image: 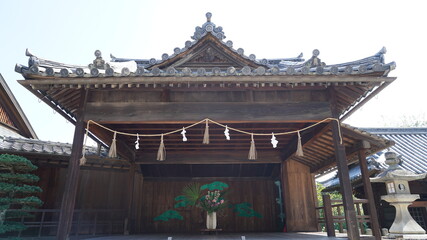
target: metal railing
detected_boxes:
[315,195,371,237]
[5,209,127,238]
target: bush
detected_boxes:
[0,154,43,236]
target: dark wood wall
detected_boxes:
[36,167,133,210]
[140,178,279,233]
[281,159,318,232]
[36,167,280,233]
[84,89,331,122]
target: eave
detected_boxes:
[17,75,396,121]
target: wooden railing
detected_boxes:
[5,209,127,238]
[316,195,372,237]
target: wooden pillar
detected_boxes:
[57,90,88,240]
[358,141,381,240]
[329,87,360,240]
[124,162,136,235]
[322,194,336,237]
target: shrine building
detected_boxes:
[14,12,396,240]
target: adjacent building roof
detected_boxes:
[321,128,427,191]
[366,128,427,174]
[0,73,37,139]
[0,135,129,170]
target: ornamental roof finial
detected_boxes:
[206,12,212,22]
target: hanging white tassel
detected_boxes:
[108,132,117,158]
[224,125,230,140]
[79,155,87,166]
[181,128,188,142]
[202,119,210,144]
[271,133,278,148]
[79,123,89,166]
[135,133,140,150]
[248,133,257,160]
[157,134,166,161]
[296,131,304,157]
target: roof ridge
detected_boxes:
[362,128,427,134]
[16,13,396,78]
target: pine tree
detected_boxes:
[0,154,43,236]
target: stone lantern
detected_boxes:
[370,152,427,239]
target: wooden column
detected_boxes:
[124,162,136,235]
[358,141,381,240]
[57,90,88,240]
[329,87,360,240]
[322,194,336,237]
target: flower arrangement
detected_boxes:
[199,190,226,213]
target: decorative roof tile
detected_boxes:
[16,13,395,79]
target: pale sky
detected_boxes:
[1,0,426,143]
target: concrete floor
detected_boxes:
[79,232,375,240]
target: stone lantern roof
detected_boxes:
[370,152,426,183]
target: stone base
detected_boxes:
[383,234,427,240]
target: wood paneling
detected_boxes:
[136,151,281,164]
[84,102,331,122]
[0,105,15,127]
[88,89,326,104]
[36,167,131,210]
[131,172,145,233]
[36,167,280,233]
[140,179,279,233]
[281,160,317,232]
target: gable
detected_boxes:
[151,33,264,70]
[0,74,37,139]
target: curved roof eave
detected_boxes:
[15,13,395,80]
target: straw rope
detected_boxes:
[82,117,343,156]
[85,118,342,141]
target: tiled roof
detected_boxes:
[365,128,427,174]
[320,160,381,191]
[320,128,427,191]
[15,13,395,79]
[0,136,130,169]
[0,135,100,157]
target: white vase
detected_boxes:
[206,212,217,229]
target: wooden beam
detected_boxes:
[340,127,388,148]
[85,102,331,122]
[281,122,331,161]
[341,81,393,121]
[21,85,108,149]
[358,142,381,240]
[329,87,360,240]
[57,89,88,240]
[135,150,281,164]
[312,145,358,173]
[88,125,134,161]
[18,76,396,86]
